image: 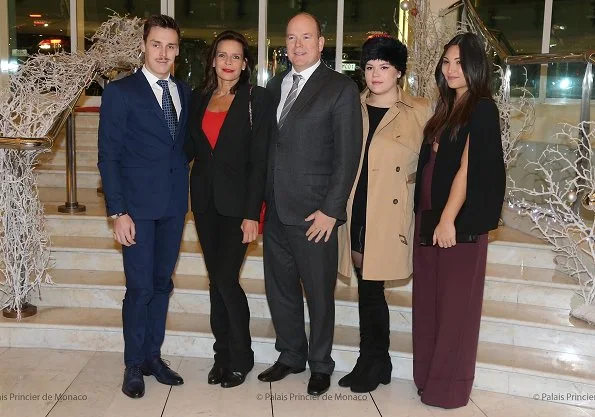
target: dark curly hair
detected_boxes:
[360,34,408,75]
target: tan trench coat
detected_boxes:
[337,87,431,281]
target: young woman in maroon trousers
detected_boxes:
[412,33,506,409]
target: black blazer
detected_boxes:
[265,64,363,226]
[184,83,275,220]
[413,98,506,234]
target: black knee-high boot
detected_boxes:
[351,270,392,392]
[338,268,392,391]
[338,267,365,388]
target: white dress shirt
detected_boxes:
[276,60,322,122]
[141,66,181,119]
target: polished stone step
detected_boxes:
[39,144,98,167]
[1,306,593,408]
[47,226,557,278]
[49,235,264,278]
[45,207,200,242]
[34,269,590,357]
[73,112,100,130]
[36,165,101,189]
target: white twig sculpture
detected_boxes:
[0,150,50,316]
[87,14,143,77]
[509,122,595,325]
[0,14,143,318]
[493,66,536,168]
[406,0,458,101]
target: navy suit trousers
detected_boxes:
[121,210,185,366]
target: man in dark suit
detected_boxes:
[98,15,190,399]
[258,12,362,396]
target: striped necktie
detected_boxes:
[156,79,178,139]
[278,74,303,129]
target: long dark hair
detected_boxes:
[423,32,492,143]
[202,30,254,95]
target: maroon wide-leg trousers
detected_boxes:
[412,232,488,409]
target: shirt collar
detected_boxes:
[289,60,321,82]
[141,65,172,86]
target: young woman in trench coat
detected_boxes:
[337,35,431,393]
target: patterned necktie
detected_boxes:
[156,79,178,139]
[278,74,303,129]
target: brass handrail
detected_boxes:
[0,88,84,151]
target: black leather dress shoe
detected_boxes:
[307,372,331,396]
[122,365,145,398]
[141,357,184,385]
[208,363,225,385]
[220,369,247,388]
[257,362,305,382]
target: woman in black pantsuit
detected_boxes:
[184,30,274,388]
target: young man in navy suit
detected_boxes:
[98,14,191,399]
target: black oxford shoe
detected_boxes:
[307,372,331,396]
[208,363,225,385]
[220,369,247,388]
[141,357,184,385]
[122,365,145,399]
[257,362,305,382]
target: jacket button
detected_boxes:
[396,166,400,172]
[393,199,398,204]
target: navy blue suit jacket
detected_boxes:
[98,70,191,220]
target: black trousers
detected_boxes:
[263,197,338,375]
[193,200,254,373]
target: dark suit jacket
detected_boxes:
[266,64,363,226]
[413,98,506,234]
[184,84,274,220]
[98,70,191,219]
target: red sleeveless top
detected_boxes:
[202,110,228,149]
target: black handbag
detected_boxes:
[419,209,479,246]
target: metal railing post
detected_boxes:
[58,113,86,213]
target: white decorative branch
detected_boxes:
[405,0,459,101]
[509,122,595,324]
[0,14,143,318]
[493,65,536,168]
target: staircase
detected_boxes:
[2,111,594,408]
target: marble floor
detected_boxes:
[0,348,594,417]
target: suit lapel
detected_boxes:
[279,64,329,131]
[213,84,248,152]
[172,76,187,143]
[135,71,178,144]
[135,71,168,126]
[270,70,287,109]
[192,90,212,147]
[375,106,400,135]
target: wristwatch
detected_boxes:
[109,212,127,219]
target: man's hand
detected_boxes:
[241,219,259,244]
[113,214,136,247]
[305,210,337,243]
[433,220,456,248]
